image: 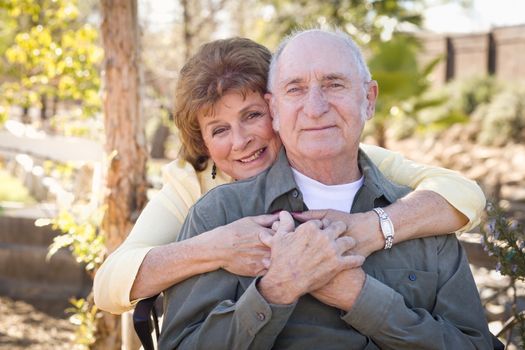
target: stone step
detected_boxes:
[0,243,90,287]
[0,276,90,304]
[0,214,58,247]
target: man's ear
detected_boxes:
[265,92,280,132]
[365,80,378,120]
[264,92,274,117]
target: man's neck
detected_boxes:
[287,151,361,185]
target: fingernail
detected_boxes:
[262,258,271,268]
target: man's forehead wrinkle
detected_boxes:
[275,31,356,90]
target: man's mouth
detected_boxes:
[302,124,337,132]
[239,148,266,163]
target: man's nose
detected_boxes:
[232,125,253,151]
[303,86,329,118]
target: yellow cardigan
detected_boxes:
[93,144,485,314]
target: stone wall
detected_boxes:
[418,24,525,86]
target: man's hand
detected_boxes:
[293,210,383,257]
[310,268,366,312]
[257,211,365,305]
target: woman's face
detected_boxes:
[198,90,281,180]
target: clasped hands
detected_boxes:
[257,211,366,311]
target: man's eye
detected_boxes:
[286,87,301,94]
[328,83,344,89]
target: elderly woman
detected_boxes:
[93,37,484,314]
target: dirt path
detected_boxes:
[0,296,75,349]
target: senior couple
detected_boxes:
[94,28,493,349]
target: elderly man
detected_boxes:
[158,29,492,349]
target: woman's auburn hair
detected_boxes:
[174,37,271,171]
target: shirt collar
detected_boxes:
[264,147,299,212]
[353,148,411,212]
[262,146,411,213]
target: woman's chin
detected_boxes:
[233,157,273,180]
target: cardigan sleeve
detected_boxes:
[361,143,485,232]
[93,159,216,314]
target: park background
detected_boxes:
[0,0,524,349]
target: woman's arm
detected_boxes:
[293,144,486,256]
[93,160,275,314]
[129,214,276,304]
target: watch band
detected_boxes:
[372,207,395,249]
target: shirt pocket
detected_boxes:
[375,268,438,310]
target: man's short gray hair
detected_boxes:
[267,27,372,93]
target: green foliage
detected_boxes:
[482,204,525,281]
[415,76,499,135]
[0,0,102,121]
[481,203,525,347]
[47,207,105,271]
[474,87,525,146]
[456,75,499,115]
[66,297,98,349]
[0,168,35,203]
[254,0,424,48]
[365,35,443,144]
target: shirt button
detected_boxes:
[292,190,299,198]
[408,273,417,281]
[257,312,266,321]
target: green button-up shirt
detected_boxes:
[159,148,492,350]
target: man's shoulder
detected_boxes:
[194,170,268,208]
[358,149,412,203]
[184,169,271,232]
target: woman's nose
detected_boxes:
[232,126,253,151]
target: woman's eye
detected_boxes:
[247,111,263,119]
[212,127,227,136]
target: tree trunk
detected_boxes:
[96,0,147,349]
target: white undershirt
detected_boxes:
[291,168,364,213]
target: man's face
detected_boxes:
[268,33,377,167]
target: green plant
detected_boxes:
[481,203,525,348]
[46,207,105,271]
[66,297,98,349]
[474,87,525,146]
[42,200,105,348]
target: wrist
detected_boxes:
[193,227,228,271]
[348,212,384,256]
[341,270,366,311]
[258,275,299,305]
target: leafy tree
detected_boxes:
[0,0,102,126]
[366,35,444,146]
[251,0,424,49]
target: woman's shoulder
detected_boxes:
[162,158,232,197]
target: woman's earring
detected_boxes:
[211,163,217,180]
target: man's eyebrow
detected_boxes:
[323,73,348,81]
[281,77,303,86]
[281,74,348,87]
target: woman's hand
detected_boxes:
[292,210,383,257]
[209,214,279,277]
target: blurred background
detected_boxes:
[0,0,523,349]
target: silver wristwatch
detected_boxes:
[372,207,395,249]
